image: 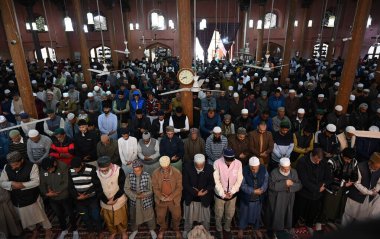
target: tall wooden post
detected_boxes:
[256,2,265,62]
[178,0,193,126]
[299,0,312,57]
[326,0,343,64]
[0,0,37,118]
[280,0,297,83]
[72,0,92,88]
[238,3,249,52]
[336,0,372,112]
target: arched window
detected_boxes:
[90,45,111,62]
[368,43,380,60]
[313,43,329,58]
[94,14,107,31]
[264,12,277,29]
[150,11,166,30]
[34,47,56,62]
[323,11,335,28]
[26,15,48,32]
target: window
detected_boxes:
[26,16,48,32]
[34,47,56,62]
[323,11,335,28]
[90,45,111,62]
[264,12,277,29]
[195,37,204,61]
[368,44,380,60]
[150,11,166,30]
[313,43,329,58]
[94,15,107,31]
[207,31,227,62]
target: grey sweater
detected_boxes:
[27,135,52,164]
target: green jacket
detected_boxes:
[39,161,69,201]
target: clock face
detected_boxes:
[178,69,194,85]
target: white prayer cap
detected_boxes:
[31,80,37,84]
[78,64,82,68]
[276,87,282,92]
[249,157,260,167]
[131,84,136,89]
[33,93,37,97]
[194,154,206,164]
[374,64,378,67]
[159,156,171,167]
[298,108,305,114]
[289,89,296,94]
[334,82,340,87]
[93,65,98,69]
[9,80,14,84]
[345,126,356,134]
[274,77,279,81]
[82,84,88,88]
[215,84,221,88]
[241,109,249,114]
[205,78,210,83]
[254,73,259,77]
[335,105,343,111]
[0,115,6,123]
[63,92,69,97]
[233,92,239,98]
[28,129,39,138]
[363,89,370,93]
[243,70,248,73]
[47,90,54,95]
[94,86,100,91]
[10,62,14,66]
[350,95,356,101]
[228,86,234,91]
[106,91,112,95]
[369,126,380,132]
[213,126,222,134]
[4,89,10,94]
[87,92,94,97]
[262,77,267,82]
[280,158,291,167]
[326,124,337,133]
[67,113,75,121]
[318,94,324,98]
[298,81,304,86]
[357,83,364,88]
[153,72,157,75]
[141,73,146,76]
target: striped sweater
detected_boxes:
[68,164,97,205]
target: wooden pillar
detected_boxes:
[238,3,248,52]
[280,0,297,83]
[178,0,193,126]
[72,0,92,88]
[0,0,37,118]
[107,8,119,69]
[256,3,265,62]
[326,0,343,64]
[299,1,311,57]
[336,0,372,112]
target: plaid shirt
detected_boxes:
[128,172,154,209]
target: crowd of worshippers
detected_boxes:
[0,56,380,239]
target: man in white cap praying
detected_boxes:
[337,126,356,151]
[350,103,369,130]
[327,105,349,133]
[152,156,183,239]
[238,157,268,239]
[182,154,214,238]
[316,123,339,159]
[268,157,301,238]
[285,89,300,120]
[27,129,52,164]
[83,92,102,124]
[229,92,244,119]
[205,126,228,165]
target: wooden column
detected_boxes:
[280,0,297,83]
[107,8,119,69]
[326,0,343,64]
[336,0,372,112]
[256,3,265,62]
[238,4,248,52]
[72,0,92,88]
[299,1,311,57]
[0,0,37,118]
[178,0,193,126]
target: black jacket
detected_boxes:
[296,154,332,200]
[74,130,99,162]
[151,118,168,139]
[130,116,151,140]
[183,162,215,207]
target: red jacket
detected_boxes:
[50,136,75,166]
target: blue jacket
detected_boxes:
[200,113,221,138]
[252,116,273,132]
[159,135,184,159]
[268,95,285,117]
[240,165,268,204]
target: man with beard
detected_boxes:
[98,102,118,140]
[118,128,138,175]
[291,125,314,163]
[130,109,151,140]
[272,107,292,132]
[183,128,205,163]
[8,129,28,160]
[137,131,160,175]
[74,119,99,166]
[205,126,228,166]
[323,148,358,223]
[182,154,215,238]
[228,127,251,166]
[0,151,53,239]
[97,134,120,166]
[151,110,169,139]
[268,157,302,239]
[292,108,307,133]
[316,124,339,160]
[221,114,235,136]
[95,156,128,239]
[43,109,65,137]
[57,92,77,119]
[27,129,52,165]
[285,89,300,120]
[152,156,183,239]
[200,108,222,139]
[201,91,217,113]
[216,91,230,118]
[235,109,253,132]
[213,148,243,239]
[249,121,274,166]
[159,126,184,171]
[252,110,273,132]
[327,105,348,134]
[169,106,190,139]
[238,157,268,239]
[124,160,157,239]
[83,92,102,125]
[337,126,356,151]
[112,90,130,123]
[270,121,294,172]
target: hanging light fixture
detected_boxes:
[64,17,74,31]
[87,12,94,25]
[249,19,254,28]
[83,24,89,33]
[26,22,31,30]
[129,23,134,30]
